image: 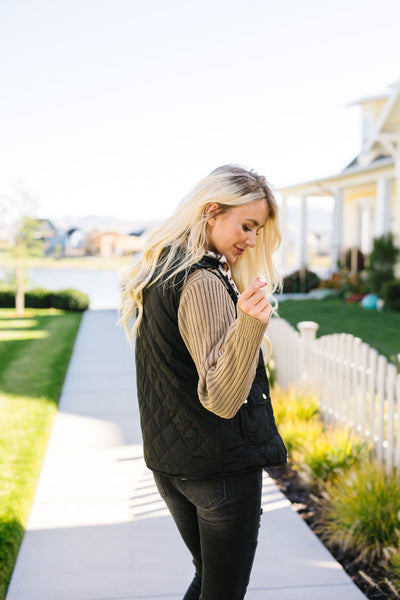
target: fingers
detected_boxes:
[238,278,272,323]
[239,277,267,301]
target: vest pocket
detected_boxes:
[239,397,272,447]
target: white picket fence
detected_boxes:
[268,317,400,472]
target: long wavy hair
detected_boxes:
[120,164,282,338]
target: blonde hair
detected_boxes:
[120,164,282,339]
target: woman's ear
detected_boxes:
[205,203,219,225]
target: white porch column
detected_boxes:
[296,196,307,270]
[394,130,400,277]
[331,188,344,271]
[375,177,392,237]
[279,194,288,272]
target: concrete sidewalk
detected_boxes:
[6,310,367,600]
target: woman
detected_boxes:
[121,164,287,600]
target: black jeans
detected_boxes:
[153,469,263,600]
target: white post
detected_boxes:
[297,320,319,393]
[331,188,343,272]
[375,177,392,237]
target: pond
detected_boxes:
[27,268,123,309]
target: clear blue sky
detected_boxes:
[1,0,400,223]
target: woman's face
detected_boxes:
[206,199,269,264]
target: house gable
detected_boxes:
[357,82,400,161]
[277,80,400,276]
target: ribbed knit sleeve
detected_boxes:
[177,269,268,419]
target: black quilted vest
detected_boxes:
[135,254,287,479]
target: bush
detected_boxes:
[25,288,52,308]
[49,289,89,311]
[272,389,322,455]
[279,419,324,455]
[336,272,371,300]
[381,279,400,312]
[0,290,15,308]
[298,428,367,488]
[273,388,320,425]
[283,269,320,293]
[367,233,400,295]
[318,461,400,563]
[0,287,89,311]
[342,247,365,272]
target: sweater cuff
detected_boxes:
[237,306,268,348]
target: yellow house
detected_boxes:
[278,80,400,276]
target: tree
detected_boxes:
[0,186,43,316]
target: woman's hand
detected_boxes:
[238,278,272,323]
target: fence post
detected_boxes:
[297,321,319,393]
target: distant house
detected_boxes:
[278,80,400,275]
[34,220,88,257]
[86,231,145,257]
[33,219,66,256]
[65,228,87,256]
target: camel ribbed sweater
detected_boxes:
[177,269,268,419]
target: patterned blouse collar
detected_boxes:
[204,251,240,298]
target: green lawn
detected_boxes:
[0,309,82,600]
[277,299,400,363]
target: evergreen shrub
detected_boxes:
[381,279,400,312]
[0,288,89,311]
[367,233,400,295]
[283,269,320,293]
[0,290,15,308]
[49,289,89,311]
[25,288,52,308]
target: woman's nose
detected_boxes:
[245,231,257,248]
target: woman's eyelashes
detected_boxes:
[242,224,261,236]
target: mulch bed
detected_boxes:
[265,464,399,600]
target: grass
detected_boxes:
[0,308,82,600]
[271,390,400,593]
[272,388,366,485]
[298,428,367,488]
[273,387,320,424]
[318,461,400,564]
[277,299,400,362]
[272,387,323,454]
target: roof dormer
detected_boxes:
[357,94,388,153]
[350,82,400,167]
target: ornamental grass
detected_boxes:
[297,427,368,489]
[317,461,400,564]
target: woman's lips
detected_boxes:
[234,246,244,255]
